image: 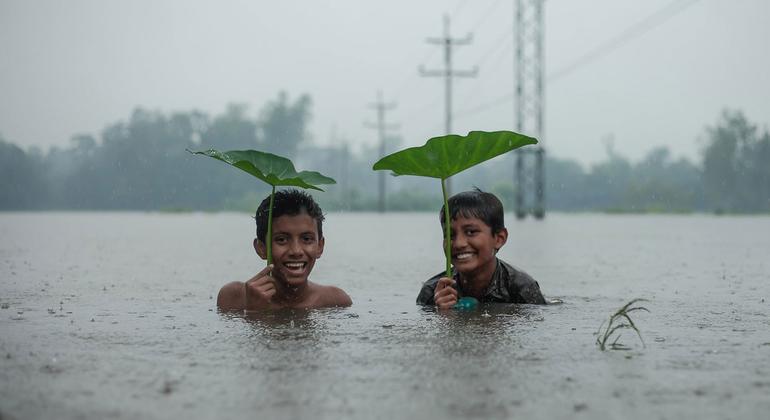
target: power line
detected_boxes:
[453,0,703,120]
[474,26,515,69]
[456,92,515,119]
[420,14,477,195]
[450,0,471,20]
[548,0,702,82]
[402,95,444,127]
[405,2,510,132]
[455,29,515,112]
[391,44,440,101]
[391,0,474,101]
[433,39,515,134]
[443,0,515,130]
[468,0,506,34]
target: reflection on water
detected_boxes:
[235,308,332,353]
[1,212,770,419]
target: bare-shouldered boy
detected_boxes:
[217,189,352,311]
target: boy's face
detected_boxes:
[446,215,507,277]
[255,212,324,287]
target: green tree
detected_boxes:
[200,104,256,151]
[258,92,312,158]
[702,110,770,212]
[625,147,702,211]
[0,137,47,209]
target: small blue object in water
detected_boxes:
[453,297,479,310]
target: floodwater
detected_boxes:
[1,212,769,419]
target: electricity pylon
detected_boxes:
[514,0,546,219]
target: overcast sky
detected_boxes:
[1,0,768,165]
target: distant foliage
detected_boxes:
[258,92,312,158]
[0,107,768,213]
[0,137,47,209]
[0,92,308,210]
[702,110,770,213]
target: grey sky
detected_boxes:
[1,0,768,165]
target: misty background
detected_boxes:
[1,0,769,213]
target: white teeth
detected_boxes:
[285,262,305,269]
[455,253,473,260]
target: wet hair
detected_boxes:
[439,188,505,234]
[255,189,325,243]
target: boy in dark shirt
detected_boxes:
[416,189,546,308]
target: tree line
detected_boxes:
[1,93,768,213]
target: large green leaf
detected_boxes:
[189,148,336,265]
[188,149,336,191]
[372,130,537,179]
[372,130,537,281]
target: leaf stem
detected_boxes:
[442,178,451,278]
[267,185,275,265]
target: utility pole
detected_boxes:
[329,125,348,210]
[341,140,351,211]
[366,91,397,212]
[420,14,477,196]
[514,0,546,219]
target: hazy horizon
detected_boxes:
[1,0,768,166]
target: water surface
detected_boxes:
[1,212,769,419]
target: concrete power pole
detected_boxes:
[420,14,477,196]
[366,91,397,212]
[341,140,351,210]
[514,0,546,219]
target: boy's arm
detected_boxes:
[217,265,277,311]
[320,285,352,307]
[518,281,546,304]
[512,271,546,304]
[433,277,458,309]
[217,281,246,311]
[416,274,452,306]
[416,279,437,305]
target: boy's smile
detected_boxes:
[255,213,324,287]
[447,215,507,283]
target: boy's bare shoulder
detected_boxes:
[217,281,245,311]
[310,282,352,308]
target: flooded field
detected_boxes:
[1,212,769,419]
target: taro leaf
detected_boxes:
[188,149,336,190]
[372,130,537,280]
[372,130,537,179]
[188,148,335,266]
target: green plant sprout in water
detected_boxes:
[596,298,650,351]
[188,149,335,265]
[372,130,537,309]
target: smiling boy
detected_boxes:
[416,189,546,308]
[217,189,352,311]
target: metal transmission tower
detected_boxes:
[420,14,477,196]
[514,0,546,219]
[366,91,398,212]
